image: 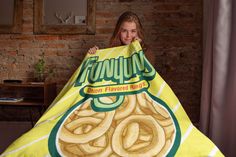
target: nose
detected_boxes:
[127,31,131,38]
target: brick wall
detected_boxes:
[0,0,202,123]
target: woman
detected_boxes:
[88,11,155,66]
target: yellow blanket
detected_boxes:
[1,41,224,157]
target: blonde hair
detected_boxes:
[109,11,145,47]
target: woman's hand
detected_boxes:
[88,46,99,54]
[133,36,142,43]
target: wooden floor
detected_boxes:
[0,121,32,154]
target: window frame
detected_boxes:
[34,0,96,35]
[0,0,23,34]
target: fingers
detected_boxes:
[88,46,99,54]
[133,36,142,43]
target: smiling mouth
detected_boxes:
[125,39,132,42]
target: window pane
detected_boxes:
[44,0,87,25]
[0,0,14,25]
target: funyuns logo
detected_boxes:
[74,50,156,112]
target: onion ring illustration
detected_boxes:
[59,97,115,144]
[114,94,136,120]
[112,115,165,156]
[55,92,179,156]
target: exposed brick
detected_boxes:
[96,28,114,34]
[0,41,19,49]
[56,50,72,56]
[44,49,58,56]
[154,4,181,11]
[35,35,60,41]
[22,26,33,33]
[0,0,202,123]
[43,43,66,49]
[19,42,41,49]
[7,51,18,56]
[10,35,35,40]
[0,35,11,40]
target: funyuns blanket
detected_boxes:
[1,41,224,157]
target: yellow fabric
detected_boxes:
[1,41,224,157]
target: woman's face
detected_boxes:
[120,21,138,45]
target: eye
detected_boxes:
[132,30,137,33]
[121,29,127,33]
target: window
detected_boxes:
[0,0,23,34]
[34,0,96,34]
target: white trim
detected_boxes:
[208,146,218,157]
[1,135,49,156]
[181,124,194,144]
[173,102,181,113]
[157,81,166,97]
